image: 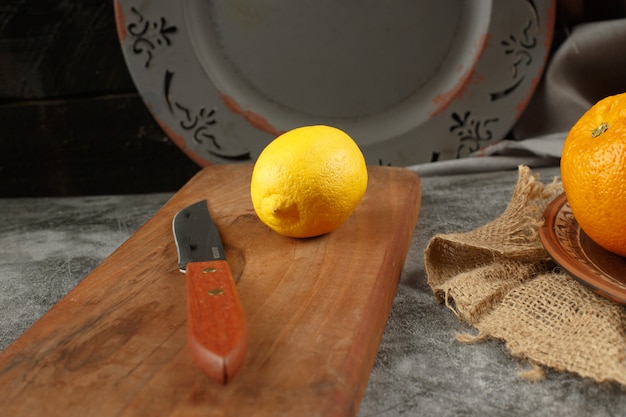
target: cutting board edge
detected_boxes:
[346,170,421,417]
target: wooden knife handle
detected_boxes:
[186,260,248,384]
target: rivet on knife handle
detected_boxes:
[172,200,248,383]
[186,259,248,383]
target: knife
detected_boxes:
[172,200,248,384]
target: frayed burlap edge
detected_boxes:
[424,165,626,385]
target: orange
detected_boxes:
[250,125,368,238]
[561,92,626,257]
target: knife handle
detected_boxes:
[186,260,248,384]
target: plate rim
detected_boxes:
[114,0,556,166]
[539,192,626,305]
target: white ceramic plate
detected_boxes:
[114,0,555,167]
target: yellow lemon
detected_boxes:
[250,125,368,238]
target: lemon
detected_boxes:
[250,125,368,238]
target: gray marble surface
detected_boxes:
[2,166,625,416]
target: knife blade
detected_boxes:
[172,200,248,383]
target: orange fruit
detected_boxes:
[250,125,368,238]
[560,92,626,257]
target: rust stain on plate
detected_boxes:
[221,94,282,137]
[430,33,490,118]
[514,2,556,121]
[113,0,126,42]
[543,3,557,52]
[148,103,213,168]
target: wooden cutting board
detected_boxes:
[0,164,421,417]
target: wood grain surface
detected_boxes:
[0,164,421,417]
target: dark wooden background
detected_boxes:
[1,0,624,197]
[0,1,200,197]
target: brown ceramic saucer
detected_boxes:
[539,193,626,305]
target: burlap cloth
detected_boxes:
[424,165,626,386]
